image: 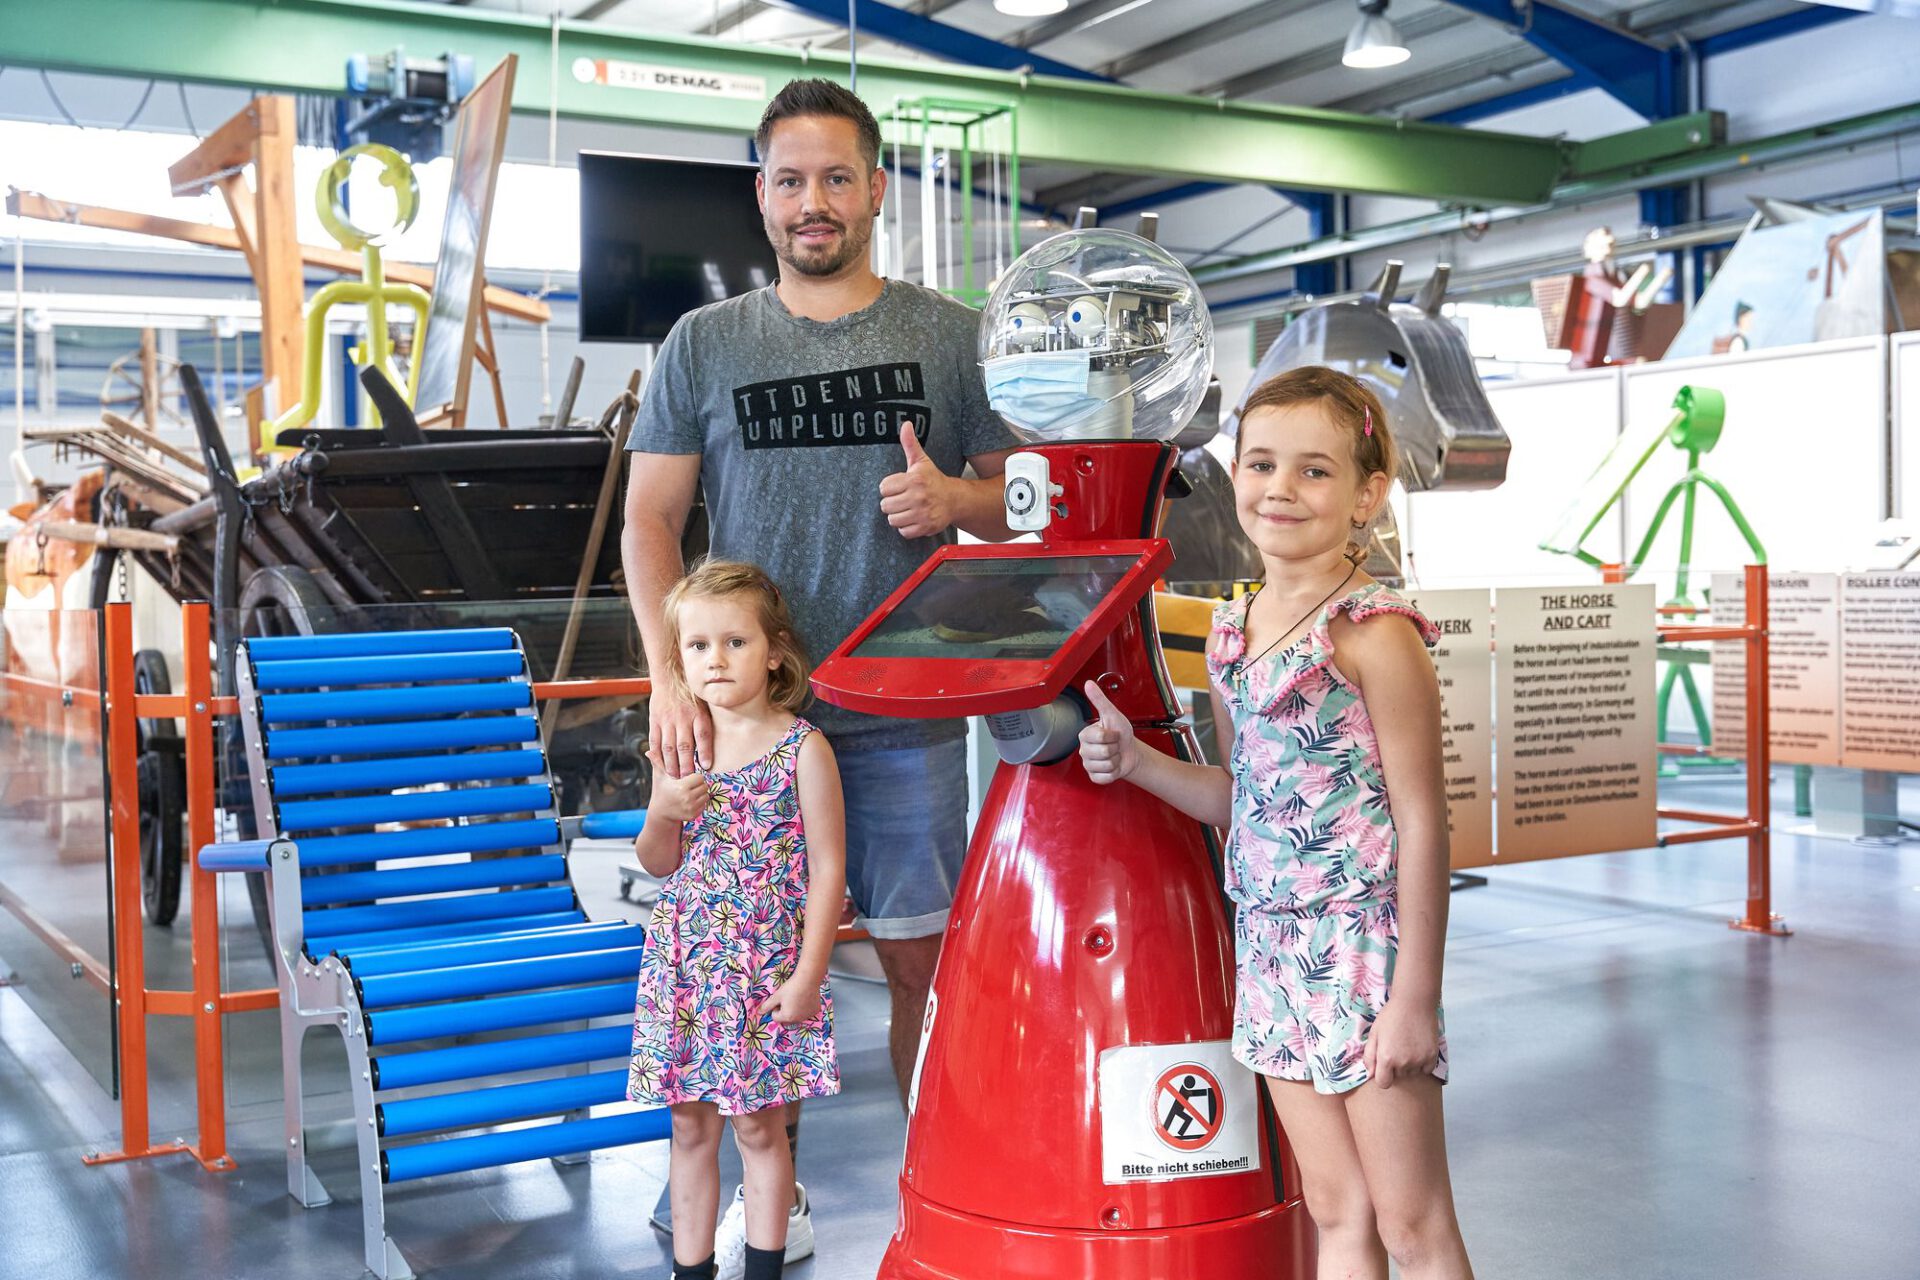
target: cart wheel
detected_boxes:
[237,565,343,956]
[138,749,186,926]
[238,564,341,640]
[133,650,185,926]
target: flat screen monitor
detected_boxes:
[813,541,1171,718]
[577,151,776,343]
[850,555,1141,662]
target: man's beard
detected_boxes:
[769,211,873,278]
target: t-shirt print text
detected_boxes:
[733,362,932,450]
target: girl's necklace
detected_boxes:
[1241,563,1358,669]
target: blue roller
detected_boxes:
[260,683,530,725]
[356,945,645,1009]
[266,716,537,761]
[252,649,526,690]
[304,885,575,941]
[377,1068,631,1138]
[381,1107,671,1184]
[367,981,635,1045]
[246,628,518,661]
[302,854,566,908]
[272,749,546,798]
[373,1024,631,1091]
[297,818,559,870]
[197,839,278,873]
[580,809,647,839]
[307,910,585,958]
[345,922,641,977]
[278,783,553,834]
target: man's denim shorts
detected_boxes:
[838,736,970,940]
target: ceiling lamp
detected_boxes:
[995,0,1069,15]
[1342,0,1411,69]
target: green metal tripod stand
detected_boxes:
[1542,384,1767,765]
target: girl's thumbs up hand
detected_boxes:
[1078,680,1139,785]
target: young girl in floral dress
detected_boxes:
[629,560,844,1280]
[1079,367,1474,1279]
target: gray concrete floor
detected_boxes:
[2,770,1918,1279]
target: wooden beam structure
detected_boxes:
[5,191,549,324]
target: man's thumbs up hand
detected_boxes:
[879,423,952,539]
[899,421,930,468]
[1079,680,1140,785]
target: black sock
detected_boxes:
[743,1243,784,1280]
[672,1253,716,1280]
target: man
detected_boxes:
[620,77,1018,1276]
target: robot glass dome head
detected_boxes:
[979,228,1213,443]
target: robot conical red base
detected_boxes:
[879,728,1315,1280]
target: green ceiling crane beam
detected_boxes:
[0,0,1576,205]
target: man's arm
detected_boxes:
[621,452,709,777]
[953,447,1018,542]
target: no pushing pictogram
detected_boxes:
[1153,1062,1223,1152]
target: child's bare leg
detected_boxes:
[1344,1074,1473,1280]
[669,1102,725,1265]
[1264,1076,1389,1280]
[731,1104,795,1251]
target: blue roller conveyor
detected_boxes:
[305,910,587,959]
[366,982,636,1045]
[301,854,566,908]
[265,715,537,761]
[278,783,553,833]
[246,628,519,661]
[252,649,525,690]
[296,818,559,870]
[355,945,645,1009]
[381,1108,670,1183]
[303,885,576,940]
[376,1068,632,1138]
[344,921,641,976]
[260,683,531,724]
[271,749,546,797]
[372,1024,631,1090]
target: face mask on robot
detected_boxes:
[979,231,1212,445]
[983,296,1123,432]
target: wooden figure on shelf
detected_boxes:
[1569,227,1675,368]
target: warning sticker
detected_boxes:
[1154,1063,1225,1151]
[1100,1041,1259,1184]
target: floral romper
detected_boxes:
[1207,582,1449,1095]
[628,718,840,1115]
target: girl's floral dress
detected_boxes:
[628,717,840,1114]
[1207,582,1449,1095]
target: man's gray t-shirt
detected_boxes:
[629,280,1017,752]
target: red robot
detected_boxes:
[812,230,1314,1279]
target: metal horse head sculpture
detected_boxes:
[1226,261,1511,493]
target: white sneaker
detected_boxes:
[714,1182,815,1279]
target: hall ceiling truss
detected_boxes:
[0,0,1725,206]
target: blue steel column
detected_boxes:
[1294,193,1337,297]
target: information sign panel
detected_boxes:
[1494,584,1658,861]
[1838,573,1920,771]
[1709,573,1841,766]
[1405,589,1494,869]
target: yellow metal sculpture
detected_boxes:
[263,143,430,448]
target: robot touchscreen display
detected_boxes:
[850,556,1136,660]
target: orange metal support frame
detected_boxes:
[1642,565,1789,936]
